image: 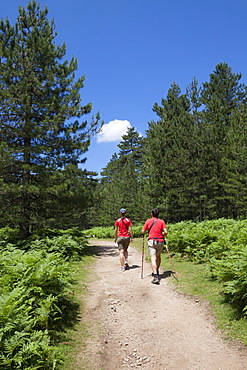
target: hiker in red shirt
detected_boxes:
[114,208,133,271]
[142,208,168,284]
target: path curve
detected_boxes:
[76,240,247,369]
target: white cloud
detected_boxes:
[96,119,131,143]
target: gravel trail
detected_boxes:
[75,240,247,369]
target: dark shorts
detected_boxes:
[117,237,130,250]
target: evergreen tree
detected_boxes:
[0,1,101,237]
[44,165,98,230]
[143,82,196,222]
[97,153,123,226]
[186,77,208,220]
[93,127,145,226]
[117,127,145,221]
[200,63,246,218]
[223,100,247,218]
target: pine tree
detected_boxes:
[44,165,99,230]
[200,63,246,218]
[96,153,123,226]
[92,127,145,226]
[117,127,145,221]
[143,82,196,222]
[223,101,247,218]
[0,1,101,237]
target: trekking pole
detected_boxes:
[165,244,179,281]
[141,235,145,279]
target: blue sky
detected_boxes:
[1,0,247,175]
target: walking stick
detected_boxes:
[141,235,145,279]
[165,244,179,281]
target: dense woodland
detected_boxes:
[1,1,247,238]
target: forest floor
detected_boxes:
[74,240,247,369]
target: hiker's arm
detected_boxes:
[114,226,118,242]
[141,221,147,236]
[162,228,168,238]
[129,226,133,239]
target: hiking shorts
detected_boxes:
[148,239,164,256]
[117,237,130,250]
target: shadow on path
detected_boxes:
[127,264,139,270]
[89,243,119,257]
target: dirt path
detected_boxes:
[76,240,247,369]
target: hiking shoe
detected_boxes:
[121,266,125,272]
[151,275,160,284]
[125,262,129,269]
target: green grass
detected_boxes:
[132,238,247,346]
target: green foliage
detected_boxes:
[0,227,19,246]
[210,246,247,314]
[83,226,114,239]
[164,218,247,316]
[0,225,95,369]
[166,219,236,260]
[30,235,85,260]
[28,235,87,261]
[0,329,59,369]
[0,227,88,261]
[0,247,74,368]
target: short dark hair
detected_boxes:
[151,208,159,217]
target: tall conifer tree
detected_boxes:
[143,82,195,222]
[0,1,101,237]
[93,127,145,226]
[200,63,246,218]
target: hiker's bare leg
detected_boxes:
[151,254,158,274]
[156,254,161,270]
[119,249,125,267]
[124,249,128,262]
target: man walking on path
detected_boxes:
[142,208,168,284]
[114,208,133,271]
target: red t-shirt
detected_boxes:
[142,217,167,242]
[115,217,132,237]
